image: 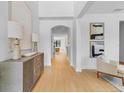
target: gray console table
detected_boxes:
[0,53,44,92]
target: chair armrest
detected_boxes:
[97,58,117,75]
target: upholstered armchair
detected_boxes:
[97,57,124,86]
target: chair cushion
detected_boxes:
[110,60,118,66]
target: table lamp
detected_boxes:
[8,21,22,59]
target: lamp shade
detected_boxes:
[32,33,38,42]
[8,21,22,39]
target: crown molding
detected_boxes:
[78,1,95,18]
[39,17,73,20]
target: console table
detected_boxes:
[0,53,44,92]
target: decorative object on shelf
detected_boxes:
[32,33,38,52]
[90,23,104,40]
[8,21,22,60]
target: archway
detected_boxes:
[51,25,71,63]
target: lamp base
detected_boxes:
[12,39,21,60]
[32,42,38,52]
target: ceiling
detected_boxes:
[39,1,73,17]
[38,1,124,18]
[86,1,124,14]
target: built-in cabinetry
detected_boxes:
[33,53,44,83]
[0,53,44,92]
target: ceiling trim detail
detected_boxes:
[78,1,95,18]
[39,17,73,20]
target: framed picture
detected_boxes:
[90,23,104,40]
[90,41,104,58]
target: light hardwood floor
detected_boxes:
[32,53,119,92]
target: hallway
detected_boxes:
[32,53,118,92]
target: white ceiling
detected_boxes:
[86,1,124,14]
[38,1,124,17]
[39,1,73,17]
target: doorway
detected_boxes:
[51,25,71,63]
[53,35,67,54]
[119,21,124,63]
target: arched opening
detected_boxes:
[51,25,71,64]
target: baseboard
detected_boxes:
[44,63,51,66]
[82,67,96,70]
[76,67,82,72]
[70,62,74,67]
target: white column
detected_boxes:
[0,2,9,61]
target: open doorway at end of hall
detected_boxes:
[51,25,71,63]
[53,35,68,55]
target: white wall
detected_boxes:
[26,2,39,33]
[0,2,9,61]
[39,20,73,66]
[11,2,32,51]
[39,1,73,17]
[26,1,40,51]
[77,13,124,70]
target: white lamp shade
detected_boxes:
[8,21,22,39]
[32,33,38,42]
